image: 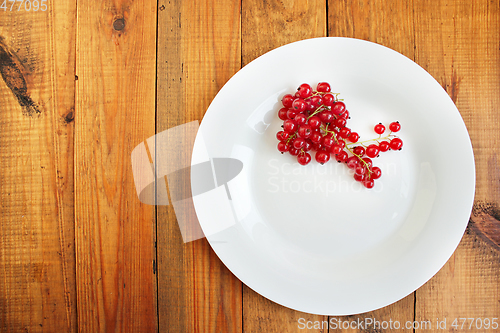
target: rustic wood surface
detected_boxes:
[1,0,499,332]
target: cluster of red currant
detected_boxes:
[276,82,403,189]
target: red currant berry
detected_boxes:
[312,142,323,151]
[346,156,359,169]
[366,144,380,158]
[348,132,360,143]
[305,99,315,111]
[308,116,321,129]
[310,131,322,144]
[292,98,306,112]
[298,124,312,138]
[297,152,312,165]
[289,148,300,156]
[363,179,375,188]
[337,140,346,149]
[336,150,348,162]
[339,127,351,139]
[294,113,307,125]
[297,83,313,99]
[286,108,298,119]
[378,141,390,152]
[317,82,331,93]
[355,165,366,176]
[282,94,295,108]
[371,166,382,179]
[303,139,313,151]
[374,123,385,135]
[321,135,335,148]
[389,137,403,150]
[389,121,401,132]
[277,141,289,153]
[340,110,349,119]
[292,137,305,149]
[334,117,347,128]
[331,101,346,115]
[353,173,366,182]
[315,150,330,164]
[327,123,339,132]
[283,119,297,133]
[330,144,342,155]
[276,131,289,141]
[322,93,335,106]
[278,108,288,120]
[319,111,334,123]
[362,157,373,168]
[310,95,323,108]
[353,146,365,157]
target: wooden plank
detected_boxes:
[413,0,500,327]
[0,2,77,332]
[328,0,415,58]
[241,1,327,332]
[156,0,242,332]
[416,230,500,332]
[330,295,414,333]
[327,0,416,330]
[242,0,327,65]
[74,1,157,332]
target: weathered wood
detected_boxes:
[470,202,500,251]
[0,0,498,331]
[75,1,157,331]
[416,229,500,332]
[242,0,327,65]
[414,0,500,327]
[0,2,77,332]
[333,295,415,333]
[328,0,415,58]
[156,0,242,332]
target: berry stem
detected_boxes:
[345,145,373,176]
[346,132,397,147]
[307,105,328,119]
[285,131,298,145]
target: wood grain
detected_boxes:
[241,1,327,332]
[156,0,242,332]
[413,0,500,327]
[332,295,415,333]
[328,0,415,58]
[0,0,498,331]
[75,1,157,332]
[242,0,327,65]
[416,228,500,332]
[0,2,77,332]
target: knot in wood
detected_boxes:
[113,18,126,31]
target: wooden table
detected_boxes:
[0,0,499,332]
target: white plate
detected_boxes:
[191,37,475,315]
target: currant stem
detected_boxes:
[307,105,328,119]
[304,91,341,100]
[346,132,397,147]
[285,131,298,145]
[345,146,373,176]
[319,125,338,142]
